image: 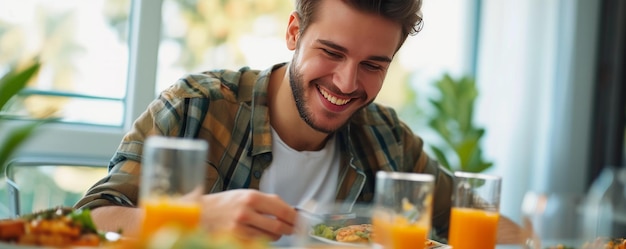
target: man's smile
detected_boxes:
[318,86,351,106]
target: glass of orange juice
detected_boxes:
[139,136,208,239]
[448,172,502,249]
[372,171,434,249]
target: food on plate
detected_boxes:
[546,238,625,249]
[0,219,25,241]
[0,207,104,247]
[582,237,626,249]
[313,223,372,243]
[312,223,440,247]
[335,224,372,243]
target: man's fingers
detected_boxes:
[197,190,297,242]
[251,194,298,227]
[237,208,294,237]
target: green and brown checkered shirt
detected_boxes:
[74,63,453,234]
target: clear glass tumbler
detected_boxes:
[138,136,208,239]
[448,172,501,249]
[372,171,435,249]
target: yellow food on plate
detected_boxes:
[335,224,372,243]
[582,237,626,249]
[312,222,445,248]
[544,238,626,249]
[0,207,103,247]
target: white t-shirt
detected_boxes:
[260,128,340,247]
[259,127,339,207]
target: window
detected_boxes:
[156,0,296,94]
[0,0,130,126]
[0,0,476,217]
[0,0,474,158]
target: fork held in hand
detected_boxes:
[294,207,357,221]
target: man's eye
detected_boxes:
[362,63,383,71]
[322,49,341,58]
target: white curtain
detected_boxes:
[474,0,600,221]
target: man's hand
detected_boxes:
[199,189,297,241]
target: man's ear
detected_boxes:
[286,11,300,51]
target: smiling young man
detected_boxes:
[75,0,521,245]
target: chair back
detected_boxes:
[3,156,108,218]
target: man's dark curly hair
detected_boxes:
[295,0,423,50]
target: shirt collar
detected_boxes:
[249,62,288,156]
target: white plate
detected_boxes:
[309,232,451,249]
[308,231,369,247]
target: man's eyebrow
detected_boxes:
[317,39,392,63]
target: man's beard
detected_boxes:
[289,61,337,134]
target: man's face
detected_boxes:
[286,0,402,133]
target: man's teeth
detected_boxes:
[319,88,350,106]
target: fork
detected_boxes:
[294,207,356,221]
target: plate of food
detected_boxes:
[543,237,626,249]
[0,207,120,248]
[309,223,450,249]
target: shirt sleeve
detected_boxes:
[74,86,188,210]
[73,159,140,210]
[73,71,229,211]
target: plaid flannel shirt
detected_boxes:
[74,63,453,234]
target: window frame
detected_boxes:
[588,0,626,185]
[2,0,163,161]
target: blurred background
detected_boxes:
[0,0,623,226]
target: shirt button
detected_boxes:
[253,171,262,178]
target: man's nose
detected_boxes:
[333,62,359,93]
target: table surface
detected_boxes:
[274,244,523,249]
[275,247,521,249]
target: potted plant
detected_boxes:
[427,73,493,173]
[0,59,43,175]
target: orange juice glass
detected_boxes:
[375,215,429,249]
[373,171,434,249]
[448,172,502,249]
[371,215,392,246]
[139,136,208,238]
[448,207,499,249]
[140,198,202,238]
[389,223,428,249]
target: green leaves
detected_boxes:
[0,59,43,176]
[0,61,40,111]
[0,120,44,173]
[427,73,492,173]
[68,209,99,234]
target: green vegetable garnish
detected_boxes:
[68,209,99,234]
[313,223,336,240]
